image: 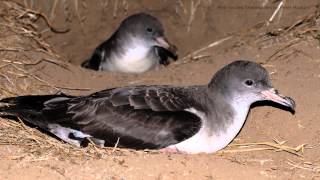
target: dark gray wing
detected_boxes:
[62,86,201,149]
[107,86,191,111]
[0,86,202,149]
[81,33,118,70]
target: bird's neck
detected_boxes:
[200,90,251,152]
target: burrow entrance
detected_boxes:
[15,0,317,66]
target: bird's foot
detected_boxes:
[160,146,188,154]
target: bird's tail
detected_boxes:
[1,95,60,110]
[0,94,72,128]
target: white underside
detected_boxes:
[46,95,256,153]
[167,99,251,154]
[48,124,91,147]
[103,39,157,73]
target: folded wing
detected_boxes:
[0,86,201,149]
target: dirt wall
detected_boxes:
[14,0,319,65]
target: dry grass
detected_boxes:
[0,117,133,161]
[287,160,320,174]
[0,0,319,163]
[0,0,106,160]
[0,0,134,159]
[175,3,320,66]
[219,139,306,157]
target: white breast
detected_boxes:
[167,108,214,154]
[211,100,250,152]
[167,100,251,154]
[106,39,157,73]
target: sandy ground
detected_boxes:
[0,1,320,179]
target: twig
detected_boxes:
[0,61,79,94]
[17,117,41,144]
[1,118,70,150]
[298,27,320,35]
[0,87,17,96]
[187,0,201,32]
[284,18,305,33]
[265,39,301,63]
[0,64,11,69]
[0,47,27,52]
[86,138,108,158]
[268,0,285,25]
[113,0,119,18]
[287,160,320,173]
[186,36,233,59]
[74,0,86,35]
[2,59,26,65]
[6,70,28,77]
[8,63,60,91]
[175,36,233,65]
[112,137,120,153]
[24,58,73,72]
[2,59,85,92]
[228,141,306,156]
[0,72,14,86]
[49,0,58,20]
[87,138,101,151]
[18,10,70,33]
[218,147,275,154]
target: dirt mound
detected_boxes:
[0,1,320,179]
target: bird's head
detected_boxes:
[208,60,295,112]
[117,13,177,59]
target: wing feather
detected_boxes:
[1,85,203,149]
[107,86,193,111]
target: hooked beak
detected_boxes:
[260,88,296,112]
[155,36,178,60]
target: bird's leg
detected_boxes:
[160,146,188,154]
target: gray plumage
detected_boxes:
[81,13,177,73]
[0,60,295,153]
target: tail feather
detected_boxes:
[0,95,89,147]
[0,95,73,125]
[0,95,74,111]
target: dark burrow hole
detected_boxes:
[21,0,312,68]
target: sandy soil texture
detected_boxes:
[0,1,320,179]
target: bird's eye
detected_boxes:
[244,79,254,86]
[146,27,153,32]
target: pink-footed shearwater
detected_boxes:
[81,13,177,73]
[0,61,295,154]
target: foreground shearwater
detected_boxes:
[0,61,295,154]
